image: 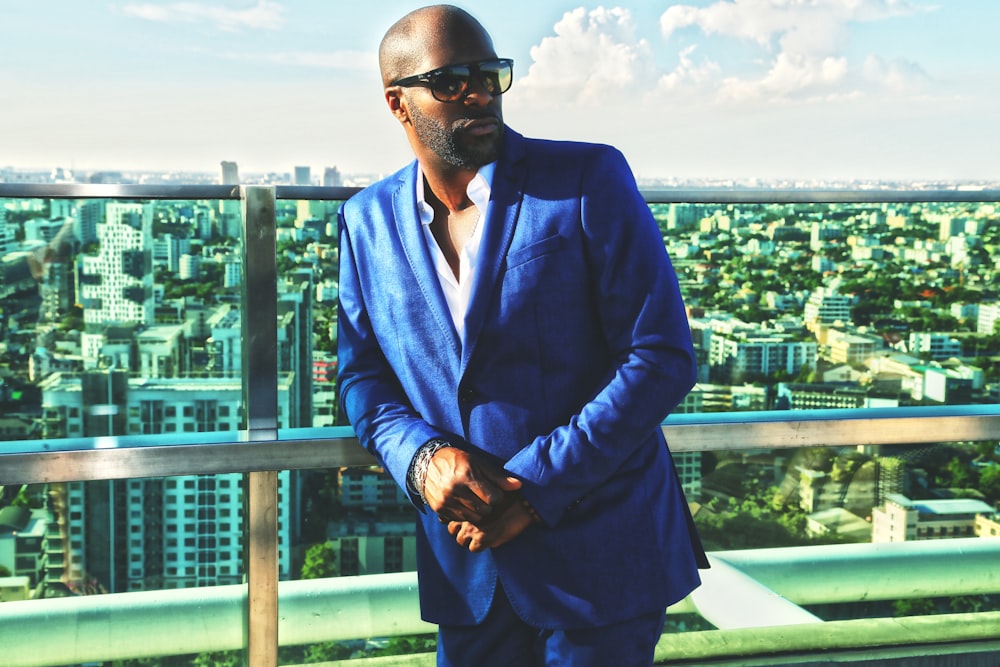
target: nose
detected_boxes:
[462,75,494,106]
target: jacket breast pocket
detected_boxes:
[505,233,565,270]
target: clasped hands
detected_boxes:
[422,447,536,553]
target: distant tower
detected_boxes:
[294,166,311,186]
[77,200,103,245]
[220,161,239,185]
[295,166,315,223]
[875,456,906,506]
[278,269,315,429]
[219,161,241,239]
[0,205,9,256]
[322,166,342,187]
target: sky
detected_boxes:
[1,0,998,183]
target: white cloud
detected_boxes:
[862,55,931,93]
[513,2,931,113]
[514,7,655,106]
[121,0,286,32]
[659,45,721,92]
[717,52,850,103]
[661,0,916,52]
[658,0,926,103]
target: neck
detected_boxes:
[422,162,477,213]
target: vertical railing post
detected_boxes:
[241,186,279,667]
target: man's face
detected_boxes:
[408,96,503,170]
[399,23,505,170]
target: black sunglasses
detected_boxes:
[390,58,514,103]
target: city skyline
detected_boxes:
[2,1,999,183]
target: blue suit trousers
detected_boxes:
[437,585,667,666]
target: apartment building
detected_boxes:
[709,332,817,383]
[872,493,995,543]
[39,372,294,591]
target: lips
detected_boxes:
[461,116,500,136]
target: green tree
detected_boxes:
[193,650,243,667]
[302,641,353,662]
[893,598,936,617]
[942,456,978,489]
[950,596,985,613]
[12,485,30,508]
[979,464,1000,502]
[371,634,437,657]
[301,542,338,580]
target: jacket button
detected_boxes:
[459,387,476,404]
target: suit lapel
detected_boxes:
[392,163,462,357]
[461,129,528,374]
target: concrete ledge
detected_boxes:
[655,612,1000,665]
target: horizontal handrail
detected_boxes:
[3,182,999,203]
[1,539,997,667]
[1,406,999,485]
[655,612,1000,666]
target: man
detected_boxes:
[337,5,707,665]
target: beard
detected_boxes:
[409,103,503,170]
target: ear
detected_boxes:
[385,89,410,124]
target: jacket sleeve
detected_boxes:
[503,146,696,525]
[336,207,445,506]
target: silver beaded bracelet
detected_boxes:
[408,439,454,506]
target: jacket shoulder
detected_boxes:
[509,132,630,178]
[341,163,413,218]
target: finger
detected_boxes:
[455,523,480,550]
[465,477,505,507]
[477,465,522,494]
[438,494,490,523]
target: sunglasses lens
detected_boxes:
[479,61,512,95]
[424,60,513,102]
[431,66,472,102]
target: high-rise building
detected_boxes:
[294,166,311,186]
[76,200,103,245]
[152,234,191,273]
[206,305,241,374]
[294,166,323,223]
[219,161,239,186]
[278,269,315,429]
[78,202,155,365]
[322,167,342,187]
[0,205,10,256]
[40,371,294,591]
[218,161,241,238]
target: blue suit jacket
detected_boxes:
[338,128,705,629]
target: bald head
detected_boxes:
[379,5,495,87]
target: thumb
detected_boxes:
[480,464,522,491]
[498,474,522,491]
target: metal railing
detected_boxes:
[2,538,999,667]
[1,182,999,666]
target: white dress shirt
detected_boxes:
[416,163,495,343]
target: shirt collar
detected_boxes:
[416,162,495,226]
